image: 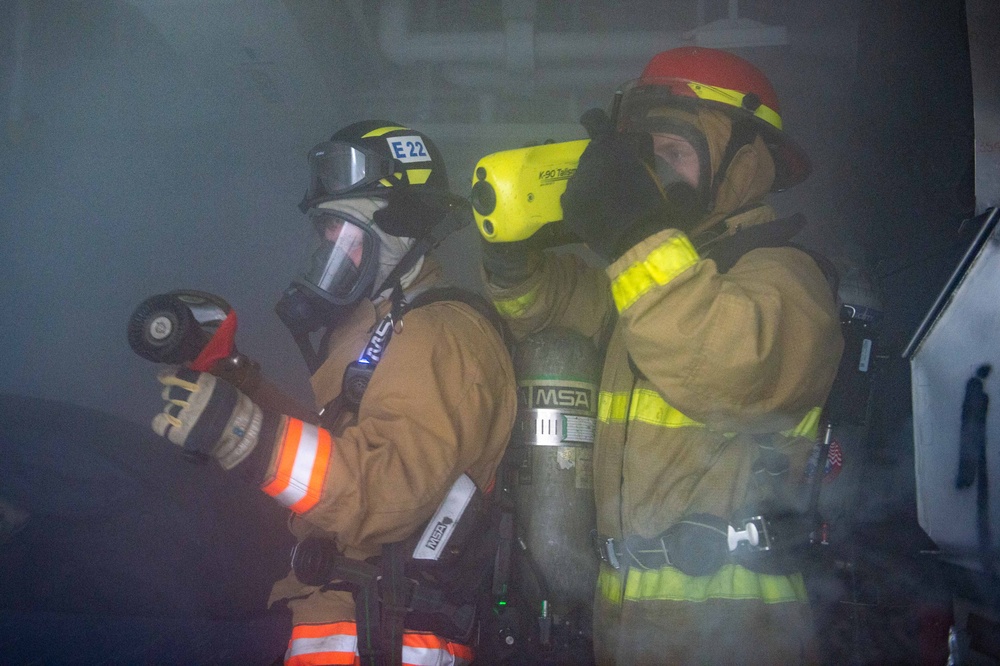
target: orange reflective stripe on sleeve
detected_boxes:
[261,418,332,514]
[285,622,474,666]
[402,632,475,665]
[286,622,358,666]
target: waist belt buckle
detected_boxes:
[726,516,773,553]
[591,530,622,570]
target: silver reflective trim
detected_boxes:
[286,633,356,658]
[287,631,471,665]
[403,645,471,666]
[273,423,320,508]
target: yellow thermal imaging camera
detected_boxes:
[470,139,590,243]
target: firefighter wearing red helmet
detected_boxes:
[482,47,844,664]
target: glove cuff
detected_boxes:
[213,392,264,470]
[609,203,682,263]
[481,238,541,289]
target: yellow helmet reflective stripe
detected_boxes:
[686,81,783,131]
[361,125,409,138]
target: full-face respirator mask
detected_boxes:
[275,202,394,371]
[276,121,466,373]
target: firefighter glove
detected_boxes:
[480,235,544,289]
[152,367,263,470]
[560,108,668,263]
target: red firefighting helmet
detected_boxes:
[618,47,811,190]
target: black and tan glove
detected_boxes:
[152,367,264,470]
[558,109,671,263]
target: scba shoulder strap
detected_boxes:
[323,287,511,426]
[407,286,513,350]
[700,212,840,297]
[308,288,512,660]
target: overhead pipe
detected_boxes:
[441,65,638,94]
[379,0,788,126]
[6,0,30,143]
[377,0,787,75]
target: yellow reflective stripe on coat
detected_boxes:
[598,389,702,428]
[600,389,822,438]
[598,563,625,606]
[598,563,806,606]
[492,283,541,319]
[625,564,807,604]
[611,234,700,312]
[783,405,822,440]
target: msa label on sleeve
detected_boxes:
[386,135,431,163]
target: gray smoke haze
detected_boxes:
[1,1,992,663]
[0,1,866,426]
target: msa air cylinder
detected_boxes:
[510,327,600,655]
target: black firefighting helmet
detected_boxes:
[299,120,449,214]
[282,119,467,341]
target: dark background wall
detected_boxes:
[0,0,871,424]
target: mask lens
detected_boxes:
[301,213,377,303]
[313,213,367,266]
[307,240,361,299]
[652,134,701,189]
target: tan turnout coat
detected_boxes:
[265,259,517,643]
[484,112,844,663]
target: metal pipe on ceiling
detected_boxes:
[377,0,788,76]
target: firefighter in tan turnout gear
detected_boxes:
[150,120,517,666]
[481,48,844,664]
